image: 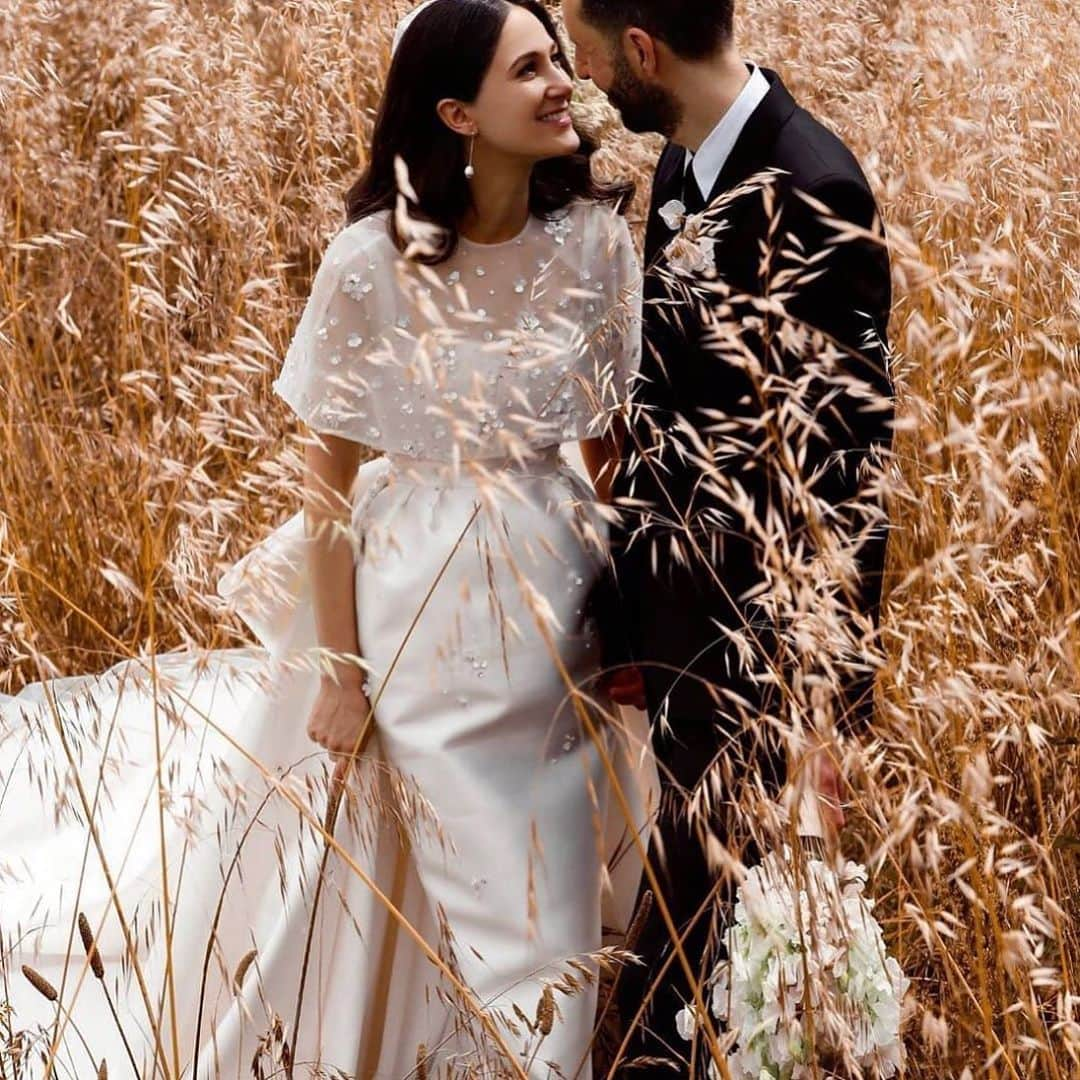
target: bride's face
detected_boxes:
[458,6,580,163]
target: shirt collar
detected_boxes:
[682,63,771,200]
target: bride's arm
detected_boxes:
[302,430,365,687]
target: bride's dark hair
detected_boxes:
[345,0,635,265]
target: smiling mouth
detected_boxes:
[538,105,572,127]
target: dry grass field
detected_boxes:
[2,0,1080,1076]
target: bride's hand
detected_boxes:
[307,678,375,762]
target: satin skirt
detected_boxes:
[0,448,657,1079]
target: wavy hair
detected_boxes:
[345,0,634,264]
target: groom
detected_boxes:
[563,0,895,1072]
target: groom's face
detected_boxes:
[605,50,683,137]
[561,0,683,137]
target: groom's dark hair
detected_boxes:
[578,0,734,60]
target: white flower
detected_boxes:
[544,215,574,244]
[659,198,688,230]
[711,962,732,1021]
[688,850,909,1080]
[675,1004,698,1041]
[665,225,718,277]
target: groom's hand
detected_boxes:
[602,665,648,710]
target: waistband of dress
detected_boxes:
[384,446,567,486]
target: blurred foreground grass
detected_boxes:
[2,0,1079,1073]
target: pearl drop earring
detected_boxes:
[464,134,476,180]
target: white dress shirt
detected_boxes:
[683,64,771,200]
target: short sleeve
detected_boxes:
[272,217,408,451]
[567,207,643,441]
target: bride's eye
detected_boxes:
[519,51,564,78]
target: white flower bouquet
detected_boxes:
[677,847,909,1079]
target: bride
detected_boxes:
[1,1,654,1077]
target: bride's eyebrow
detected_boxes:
[508,42,561,71]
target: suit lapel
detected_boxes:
[645,142,689,265]
[654,141,687,200]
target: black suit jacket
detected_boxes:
[603,68,894,757]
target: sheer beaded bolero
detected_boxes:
[272,199,642,462]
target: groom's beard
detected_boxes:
[606,52,683,137]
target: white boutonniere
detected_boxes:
[658,199,719,277]
[667,222,718,279]
[666,231,717,276]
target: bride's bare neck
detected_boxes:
[457,152,533,245]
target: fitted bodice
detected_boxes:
[272,200,642,464]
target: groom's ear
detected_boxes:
[435,99,476,138]
[623,26,662,79]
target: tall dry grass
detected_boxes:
[2,0,1079,1076]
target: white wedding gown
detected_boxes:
[1,200,657,1079]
